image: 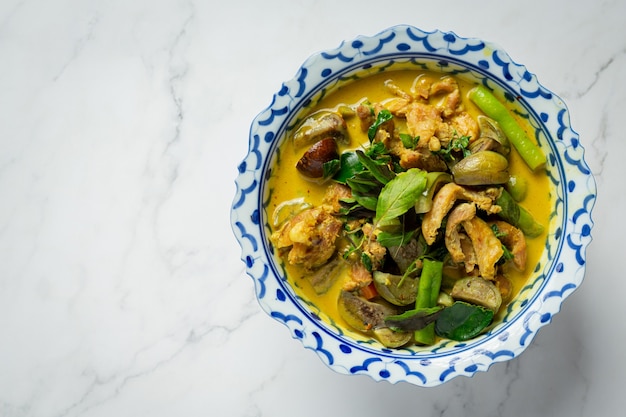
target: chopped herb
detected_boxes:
[361,252,373,272]
[491,224,515,263]
[366,141,390,159]
[434,133,471,162]
[355,150,395,185]
[490,223,507,238]
[399,133,420,149]
[367,109,393,141]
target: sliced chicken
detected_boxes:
[490,220,527,270]
[422,183,501,245]
[445,203,477,263]
[460,216,504,280]
[270,207,342,270]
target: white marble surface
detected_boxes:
[0,0,623,416]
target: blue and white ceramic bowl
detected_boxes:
[231,25,596,387]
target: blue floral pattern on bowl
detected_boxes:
[231,25,596,387]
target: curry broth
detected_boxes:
[267,70,551,339]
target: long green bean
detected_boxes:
[468,85,546,171]
[414,258,443,345]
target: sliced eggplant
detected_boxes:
[451,151,509,185]
[372,271,419,306]
[337,290,411,348]
[450,276,502,312]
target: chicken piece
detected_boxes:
[422,183,502,245]
[343,261,373,292]
[380,125,447,172]
[405,102,442,147]
[361,223,386,271]
[445,203,477,263]
[459,234,478,274]
[430,76,458,95]
[446,203,506,277]
[489,220,527,270]
[385,79,413,101]
[322,182,352,214]
[430,77,461,118]
[396,147,448,172]
[411,74,431,99]
[383,97,412,115]
[460,216,504,280]
[434,113,480,149]
[342,223,386,291]
[449,112,479,142]
[356,103,374,133]
[270,207,342,270]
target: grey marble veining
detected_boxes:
[0,0,622,416]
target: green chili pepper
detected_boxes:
[496,189,545,237]
[468,85,546,171]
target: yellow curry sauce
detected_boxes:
[267,70,551,343]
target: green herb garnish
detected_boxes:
[434,133,471,162]
[367,109,393,141]
[374,168,427,227]
[399,133,420,149]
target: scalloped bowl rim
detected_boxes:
[231,25,596,387]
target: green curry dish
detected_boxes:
[270,71,549,349]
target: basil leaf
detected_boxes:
[384,306,442,331]
[346,175,380,194]
[434,301,494,341]
[361,252,372,272]
[352,193,378,212]
[400,133,419,149]
[322,159,340,179]
[366,141,390,159]
[334,151,363,184]
[367,109,393,141]
[374,168,427,226]
[376,229,415,248]
[355,150,395,185]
